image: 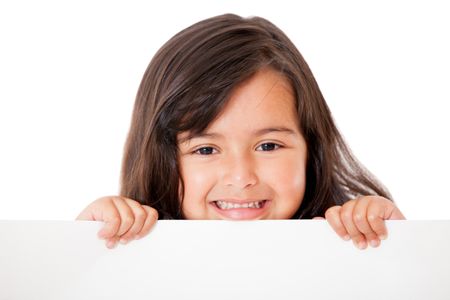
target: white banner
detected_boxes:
[1,220,449,299]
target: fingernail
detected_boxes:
[355,241,366,250]
[106,240,117,249]
[379,234,387,240]
[120,238,128,244]
[370,239,380,247]
[343,235,350,241]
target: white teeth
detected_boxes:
[216,200,264,210]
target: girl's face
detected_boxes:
[177,68,307,220]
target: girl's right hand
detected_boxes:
[76,196,158,249]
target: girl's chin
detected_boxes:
[209,200,272,220]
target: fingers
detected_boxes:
[110,197,136,238]
[352,197,381,248]
[325,206,351,241]
[104,197,158,248]
[119,200,159,243]
[366,200,389,240]
[96,198,123,239]
[136,206,159,239]
[77,196,158,249]
[324,196,404,250]
[114,198,144,243]
[327,201,369,249]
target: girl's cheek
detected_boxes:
[265,157,306,212]
[179,161,216,219]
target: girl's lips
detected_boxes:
[210,200,271,220]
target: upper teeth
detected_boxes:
[216,200,264,210]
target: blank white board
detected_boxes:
[1,220,449,299]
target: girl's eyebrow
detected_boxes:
[179,127,297,144]
[254,127,297,136]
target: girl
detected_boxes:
[77,14,405,250]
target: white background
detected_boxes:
[0,0,449,220]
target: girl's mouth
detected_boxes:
[214,200,267,210]
[211,200,270,220]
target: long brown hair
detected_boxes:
[120,14,391,219]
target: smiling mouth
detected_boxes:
[213,200,268,210]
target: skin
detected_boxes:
[76,68,406,249]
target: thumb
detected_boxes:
[76,205,96,221]
[76,200,111,222]
[384,202,406,220]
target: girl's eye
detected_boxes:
[256,143,281,151]
[194,147,217,155]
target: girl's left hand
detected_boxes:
[314,196,406,250]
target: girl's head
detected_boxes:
[121,14,390,219]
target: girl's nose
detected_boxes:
[221,153,258,189]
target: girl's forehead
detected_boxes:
[178,69,300,143]
[213,69,297,125]
[229,68,293,103]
